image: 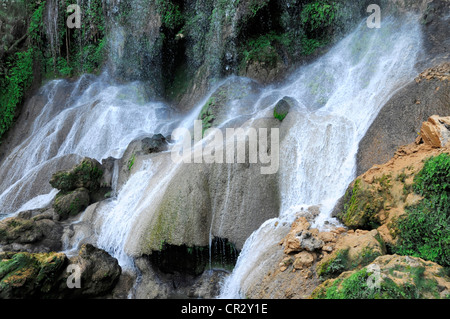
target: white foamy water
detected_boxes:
[219,16,423,298]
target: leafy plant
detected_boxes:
[394,153,450,267]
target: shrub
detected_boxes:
[394,153,450,267]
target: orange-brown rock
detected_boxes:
[417,115,450,148]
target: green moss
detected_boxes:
[274,108,288,122]
[317,246,382,280]
[127,153,136,171]
[198,96,216,136]
[0,252,66,298]
[339,179,382,230]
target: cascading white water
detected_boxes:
[0,3,426,300]
[0,73,177,217]
[219,16,423,298]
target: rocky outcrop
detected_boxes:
[416,115,450,148]
[0,244,121,299]
[312,255,450,299]
[49,158,108,220]
[0,210,63,253]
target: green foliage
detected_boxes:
[274,109,288,122]
[317,248,350,279]
[394,154,450,267]
[0,48,33,141]
[413,153,450,210]
[156,0,184,30]
[300,0,343,33]
[313,267,440,299]
[241,32,291,68]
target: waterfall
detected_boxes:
[0,0,426,300]
[0,73,176,216]
[219,16,423,298]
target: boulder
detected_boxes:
[298,230,324,252]
[416,115,450,148]
[280,217,311,254]
[273,96,297,121]
[0,244,121,299]
[293,251,315,270]
[50,157,103,192]
[0,251,68,299]
[0,217,43,245]
[63,244,122,298]
[53,188,90,220]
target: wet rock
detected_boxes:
[141,134,169,154]
[0,244,121,299]
[53,188,90,220]
[0,210,64,253]
[356,65,450,176]
[0,217,43,245]
[50,157,103,192]
[273,96,297,121]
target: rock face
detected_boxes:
[312,255,450,299]
[356,63,450,176]
[130,116,281,255]
[0,244,121,299]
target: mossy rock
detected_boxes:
[273,96,296,121]
[0,217,43,245]
[53,188,90,220]
[316,230,385,279]
[312,255,450,299]
[0,251,67,299]
[337,179,384,229]
[50,158,103,192]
